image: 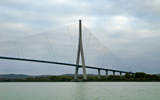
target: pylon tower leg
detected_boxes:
[74,67,78,80]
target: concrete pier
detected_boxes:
[106,70,108,78]
[113,71,115,75]
[120,72,122,77]
[98,69,100,79]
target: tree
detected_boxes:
[124,73,131,79]
[135,72,146,78]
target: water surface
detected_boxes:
[0,82,159,100]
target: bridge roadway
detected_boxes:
[0,56,135,77]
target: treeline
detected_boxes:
[0,76,74,82]
[93,72,160,81]
[0,72,160,82]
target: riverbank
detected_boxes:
[1,72,160,82]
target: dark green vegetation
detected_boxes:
[0,72,160,82]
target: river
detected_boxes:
[0,82,159,100]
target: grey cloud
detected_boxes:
[0,0,160,75]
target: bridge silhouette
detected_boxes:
[0,20,134,80]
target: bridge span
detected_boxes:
[0,20,135,80]
[0,56,135,79]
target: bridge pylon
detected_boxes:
[74,20,87,80]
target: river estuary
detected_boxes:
[0,82,159,100]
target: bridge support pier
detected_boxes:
[106,70,108,78]
[98,69,100,79]
[120,72,122,77]
[74,67,79,80]
[113,71,115,75]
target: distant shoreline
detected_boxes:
[0,81,160,82]
[1,72,160,82]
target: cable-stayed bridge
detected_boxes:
[0,20,134,80]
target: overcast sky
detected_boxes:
[0,0,160,75]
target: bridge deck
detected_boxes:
[0,56,135,74]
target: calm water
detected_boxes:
[0,82,160,100]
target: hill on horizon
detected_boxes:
[0,74,97,79]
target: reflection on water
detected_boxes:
[0,82,160,100]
